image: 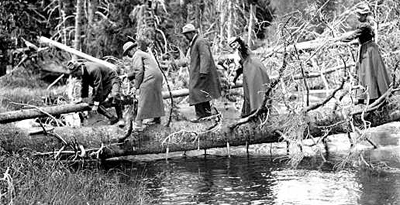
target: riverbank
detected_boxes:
[0,153,151,204]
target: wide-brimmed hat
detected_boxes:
[355,3,371,15]
[228,37,240,46]
[66,60,79,73]
[123,41,138,56]
[182,23,197,34]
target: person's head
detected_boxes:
[123,41,139,57]
[355,2,371,22]
[182,23,197,42]
[67,60,84,77]
[228,37,250,60]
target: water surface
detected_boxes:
[105,149,400,205]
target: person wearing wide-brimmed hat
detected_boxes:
[122,40,165,131]
[67,60,125,127]
[338,2,391,105]
[228,37,270,118]
[181,23,221,122]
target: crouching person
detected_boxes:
[67,60,125,127]
[122,41,165,131]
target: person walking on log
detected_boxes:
[67,61,125,127]
[122,40,165,131]
[228,37,271,118]
[181,23,222,123]
[338,2,391,105]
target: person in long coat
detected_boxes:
[67,61,125,126]
[228,37,270,117]
[339,3,391,104]
[182,23,221,122]
[122,41,165,130]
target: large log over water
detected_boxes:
[4,95,400,159]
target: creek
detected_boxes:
[102,131,400,205]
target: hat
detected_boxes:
[66,60,79,73]
[228,37,239,46]
[355,3,371,15]
[182,23,197,34]
[123,41,138,56]
[228,37,242,49]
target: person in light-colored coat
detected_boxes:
[182,23,221,122]
[228,37,270,117]
[122,41,165,130]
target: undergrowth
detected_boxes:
[0,153,150,205]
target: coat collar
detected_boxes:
[188,33,199,48]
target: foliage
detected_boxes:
[0,154,150,204]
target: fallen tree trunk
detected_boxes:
[39,36,117,70]
[3,95,400,159]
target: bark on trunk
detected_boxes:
[6,98,400,159]
[39,37,116,70]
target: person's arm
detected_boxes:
[81,79,89,99]
[198,39,212,77]
[339,28,362,43]
[127,53,144,89]
[90,68,103,105]
[339,23,372,43]
[232,66,243,84]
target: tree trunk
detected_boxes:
[39,37,117,70]
[5,98,400,159]
[247,3,255,48]
[227,0,233,39]
[73,0,84,51]
[85,0,98,55]
[0,48,7,77]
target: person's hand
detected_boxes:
[91,101,99,113]
[92,105,98,112]
[73,97,83,104]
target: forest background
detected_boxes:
[1,0,397,76]
[1,0,400,204]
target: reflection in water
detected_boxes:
[104,153,400,205]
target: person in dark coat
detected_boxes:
[228,37,270,117]
[122,41,165,131]
[68,61,125,126]
[182,23,222,122]
[339,3,391,105]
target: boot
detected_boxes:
[98,105,118,125]
[115,104,125,127]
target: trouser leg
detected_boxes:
[194,101,211,118]
[115,103,123,120]
[98,105,117,121]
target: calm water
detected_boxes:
[104,146,400,205]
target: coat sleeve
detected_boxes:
[340,24,371,43]
[233,66,243,84]
[90,69,103,102]
[127,53,144,89]
[198,40,212,75]
[81,79,89,98]
[340,29,362,42]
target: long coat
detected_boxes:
[343,23,391,101]
[238,55,270,117]
[188,35,221,105]
[81,62,120,103]
[127,50,165,120]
